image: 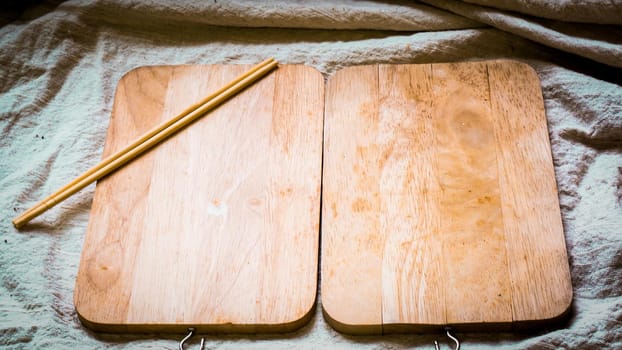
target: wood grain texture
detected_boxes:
[321,61,572,334]
[74,64,324,333]
[321,65,383,334]
[487,62,573,324]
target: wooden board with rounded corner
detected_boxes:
[74,64,324,333]
[321,61,572,334]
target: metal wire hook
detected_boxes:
[434,327,460,350]
[179,327,205,350]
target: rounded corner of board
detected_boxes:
[514,61,540,80]
[73,297,92,327]
[547,290,574,323]
[118,65,151,84]
[278,306,318,333]
[73,291,127,333]
[490,60,541,82]
[74,305,116,333]
[512,291,574,331]
[534,275,574,326]
[320,304,382,335]
[265,294,318,333]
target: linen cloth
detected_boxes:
[1,1,621,349]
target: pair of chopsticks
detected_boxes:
[12,58,279,229]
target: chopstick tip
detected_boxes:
[11,217,23,229]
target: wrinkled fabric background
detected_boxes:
[1,1,621,349]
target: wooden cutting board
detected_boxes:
[321,61,572,334]
[74,64,324,333]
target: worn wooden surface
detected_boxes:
[321,61,572,334]
[74,64,324,333]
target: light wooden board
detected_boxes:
[321,61,573,334]
[74,64,324,333]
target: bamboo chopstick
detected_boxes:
[12,58,279,229]
[16,58,275,221]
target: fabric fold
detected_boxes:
[421,0,622,68]
[0,1,621,349]
[463,0,622,25]
[76,0,483,31]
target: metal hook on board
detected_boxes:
[434,327,460,350]
[179,327,205,350]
